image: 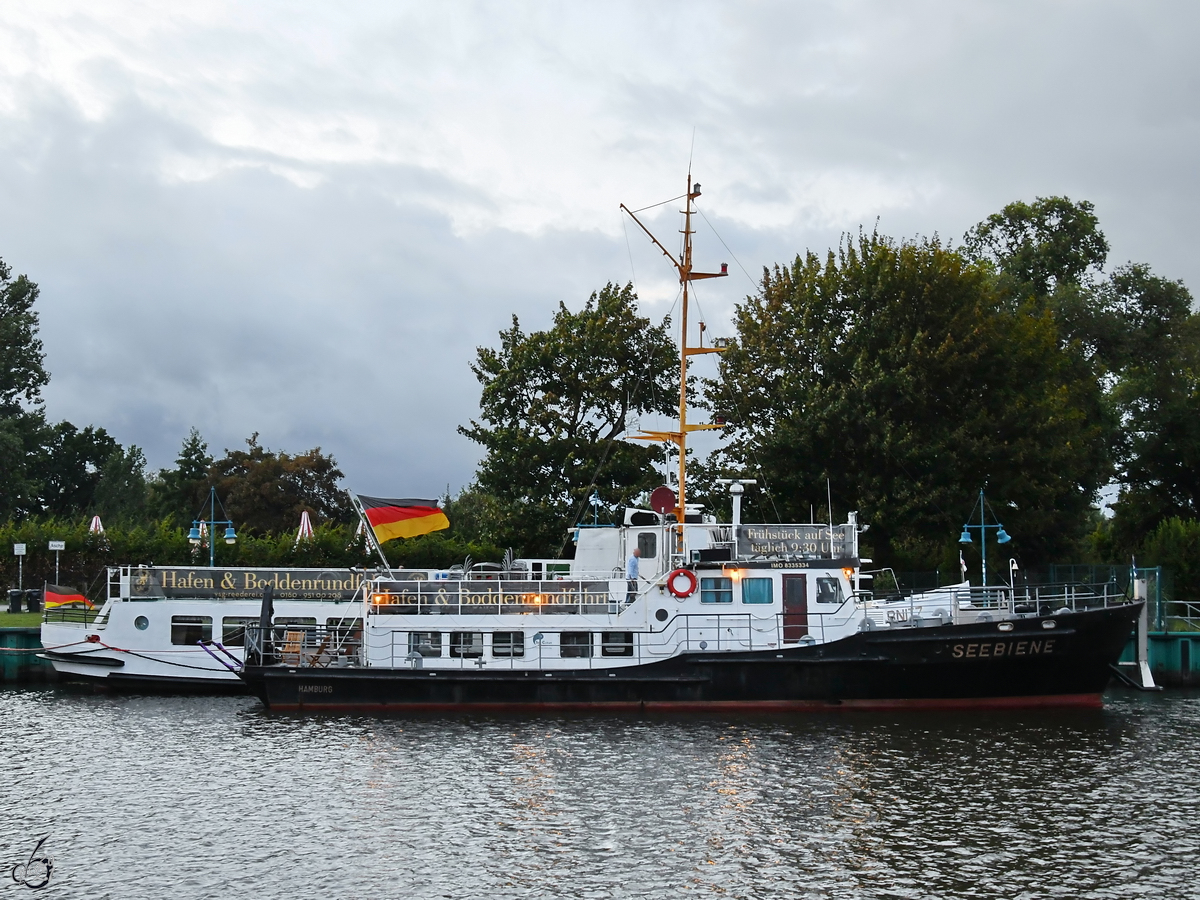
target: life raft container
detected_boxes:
[667,568,698,598]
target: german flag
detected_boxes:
[358,496,450,543]
[44,584,93,609]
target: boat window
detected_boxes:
[742,578,774,604]
[170,615,212,645]
[450,632,484,658]
[492,631,525,658]
[637,532,657,559]
[221,617,257,647]
[601,632,634,657]
[276,617,317,626]
[409,632,443,657]
[816,577,845,604]
[560,632,593,658]
[700,577,733,604]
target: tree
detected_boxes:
[962,196,1109,297]
[707,230,1111,571]
[1105,265,1200,545]
[0,257,48,416]
[93,445,148,524]
[35,421,119,517]
[460,283,678,556]
[148,428,215,525]
[211,434,349,534]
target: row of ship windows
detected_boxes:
[408,631,633,659]
[698,576,845,604]
[154,615,353,647]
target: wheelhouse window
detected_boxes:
[560,632,593,658]
[409,632,443,657]
[492,631,525,658]
[700,577,733,604]
[450,632,484,658]
[221,617,257,647]
[637,532,657,559]
[816,577,845,604]
[742,578,774,605]
[601,632,634,657]
[171,615,212,645]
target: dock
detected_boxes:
[0,627,57,683]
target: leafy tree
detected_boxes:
[1105,265,1200,545]
[707,230,1111,571]
[35,421,119,517]
[962,196,1109,296]
[148,428,215,525]
[93,445,148,524]
[0,257,48,416]
[460,283,677,556]
[211,434,350,534]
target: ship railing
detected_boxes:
[859,581,1131,630]
[41,606,103,625]
[244,623,364,669]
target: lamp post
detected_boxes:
[958,489,1011,586]
[189,487,238,568]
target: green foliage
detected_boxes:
[1139,517,1200,602]
[35,421,120,517]
[460,283,677,556]
[962,196,1109,296]
[148,428,213,526]
[210,433,352,534]
[93,446,148,525]
[708,229,1110,570]
[0,257,48,415]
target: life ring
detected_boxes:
[667,568,698,598]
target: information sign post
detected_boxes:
[13,543,26,590]
[48,541,65,584]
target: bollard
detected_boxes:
[25,589,41,614]
[7,589,22,614]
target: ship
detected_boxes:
[236,173,1143,711]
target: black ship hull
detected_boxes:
[239,603,1140,712]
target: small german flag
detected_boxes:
[44,584,93,609]
[358,496,450,543]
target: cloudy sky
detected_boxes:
[0,1,1195,498]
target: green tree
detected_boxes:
[211,434,350,534]
[708,230,1110,571]
[35,421,119,517]
[93,445,148,524]
[460,283,677,556]
[148,428,215,525]
[0,257,48,416]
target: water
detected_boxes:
[2,687,1199,899]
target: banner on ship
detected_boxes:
[127,568,379,600]
[735,525,855,560]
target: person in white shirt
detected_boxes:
[625,547,641,604]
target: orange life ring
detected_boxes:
[667,568,698,598]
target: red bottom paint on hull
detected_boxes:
[263,693,1104,714]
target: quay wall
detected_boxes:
[1121,632,1200,687]
[0,627,57,683]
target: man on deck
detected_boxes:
[626,547,641,604]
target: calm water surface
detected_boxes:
[1,687,1198,899]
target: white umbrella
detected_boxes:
[88,515,104,534]
[296,510,315,544]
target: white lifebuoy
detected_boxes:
[667,568,698,598]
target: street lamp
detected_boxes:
[958,488,1011,586]
[189,487,238,568]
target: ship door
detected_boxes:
[782,575,808,642]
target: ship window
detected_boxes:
[742,578,774,604]
[276,617,317,626]
[560,632,593,658]
[170,615,212,645]
[637,532,657,559]
[222,617,257,646]
[409,632,443,658]
[492,631,525,658]
[700,577,733,604]
[816,577,845,604]
[450,632,484,658]
[602,632,634,657]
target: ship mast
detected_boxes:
[621,171,728,553]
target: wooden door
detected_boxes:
[782,574,808,642]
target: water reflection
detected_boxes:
[1,688,1197,898]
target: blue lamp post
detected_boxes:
[189,486,238,568]
[958,489,1011,586]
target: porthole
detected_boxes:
[998,622,1014,632]
[655,608,669,622]
[1042,620,1057,630]
[134,615,149,631]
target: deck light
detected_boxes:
[959,529,972,544]
[957,490,1013,586]
[224,525,237,544]
[996,527,1011,544]
[188,526,202,545]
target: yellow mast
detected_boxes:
[620,171,728,552]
